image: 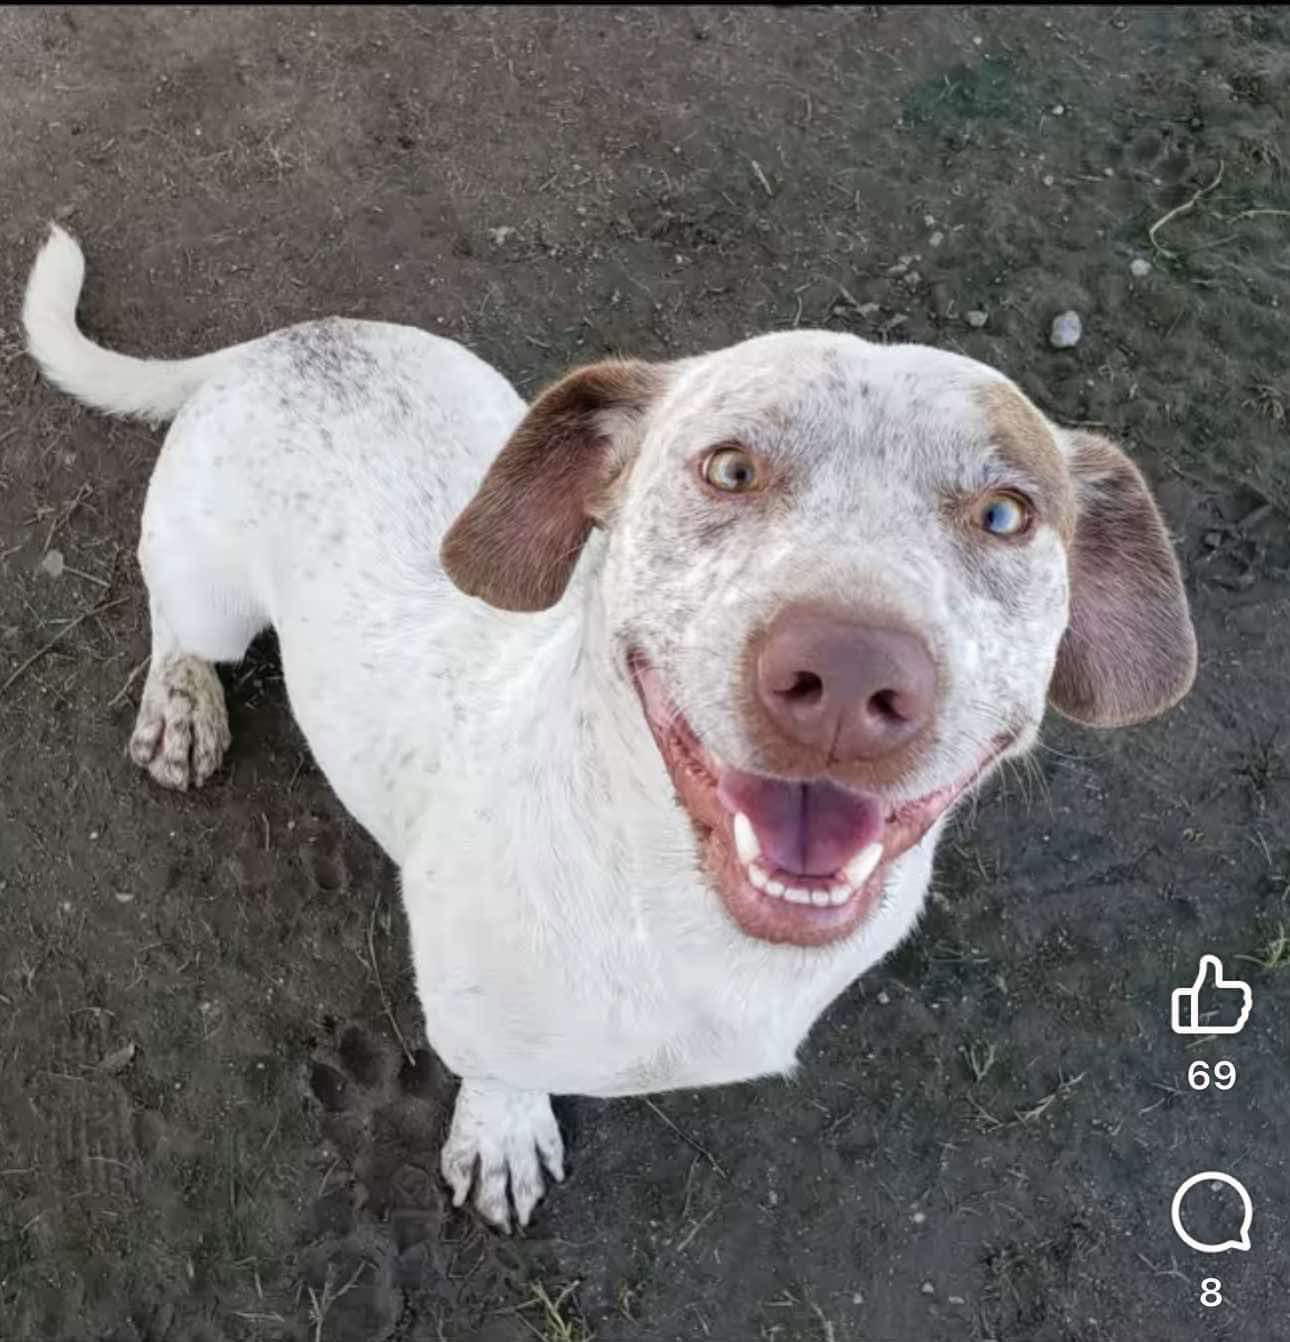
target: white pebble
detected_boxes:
[38,549,65,579]
[1051,104,1064,116]
[1129,257,1152,278]
[921,1281,935,1296]
[877,990,891,1005]
[928,230,944,248]
[965,309,988,328]
[1049,310,1082,348]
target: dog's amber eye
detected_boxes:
[702,447,759,493]
[974,491,1031,537]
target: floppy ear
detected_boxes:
[1049,432,1197,728]
[440,359,669,612]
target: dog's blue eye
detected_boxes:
[977,492,1030,537]
[702,446,760,493]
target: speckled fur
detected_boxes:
[22,226,1195,1230]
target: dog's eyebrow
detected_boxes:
[977,382,1077,540]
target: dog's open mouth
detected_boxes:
[632,656,1007,948]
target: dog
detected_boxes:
[22,225,1196,1230]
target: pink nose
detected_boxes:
[756,606,937,762]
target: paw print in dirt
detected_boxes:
[307,1019,457,1235]
[303,1021,536,1329]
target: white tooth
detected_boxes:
[785,887,812,905]
[811,889,831,907]
[766,879,785,896]
[733,812,760,865]
[844,842,884,888]
[747,863,768,891]
[829,884,851,905]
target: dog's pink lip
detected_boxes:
[630,653,1012,948]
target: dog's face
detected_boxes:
[442,332,1195,948]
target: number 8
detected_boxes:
[1201,1278,1223,1308]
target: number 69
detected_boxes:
[1188,1060,1236,1091]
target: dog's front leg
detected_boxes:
[440,1078,565,1232]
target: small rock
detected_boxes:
[902,270,922,288]
[886,260,910,278]
[38,549,65,579]
[876,990,891,1005]
[1042,174,1055,187]
[1129,257,1152,278]
[965,309,988,328]
[1051,104,1065,116]
[487,225,515,246]
[857,302,881,318]
[1103,166,1114,177]
[949,1295,966,1306]
[100,1041,136,1074]
[921,1281,935,1296]
[928,230,944,248]
[1049,310,1082,348]
[912,1210,927,1224]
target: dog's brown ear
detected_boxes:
[441,360,669,612]
[1049,432,1197,728]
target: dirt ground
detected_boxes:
[1,6,1288,1340]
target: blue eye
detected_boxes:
[977,492,1030,537]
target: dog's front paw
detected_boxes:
[440,1080,564,1232]
[129,655,231,790]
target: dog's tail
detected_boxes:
[22,224,244,425]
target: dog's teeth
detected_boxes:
[747,862,769,891]
[811,889,831,907]
[829,884,851,906]
[766,878,785,896]
[784,887,812,905]
[733,812,760,864]
[844,842,884,888]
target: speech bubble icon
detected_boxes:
[1170,1172,1253,1254]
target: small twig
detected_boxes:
[367,896,415,1065]
[1225,208,1290,223]
[674,1205,719,1253]
[1148,161,1225,258]
[62,564,110,589]
[106,654,150,708]
[750,158,774,198]
[642,1098,728,1179]
[0,596,127,696]
[306,1261,369,1342]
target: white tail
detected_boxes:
[22,224,245,425]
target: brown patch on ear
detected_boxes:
[980,382,1076,541]
[1049,432,1197,728]
[440,359,667,611]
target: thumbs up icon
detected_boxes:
[1171,955,1253,1036]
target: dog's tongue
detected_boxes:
[717,772,884,877]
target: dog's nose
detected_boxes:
[756,606,936,761]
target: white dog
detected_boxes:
[22,226,1195,1230]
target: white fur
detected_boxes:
[23,226,1080,1229]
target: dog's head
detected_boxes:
[442,332,1195,947]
